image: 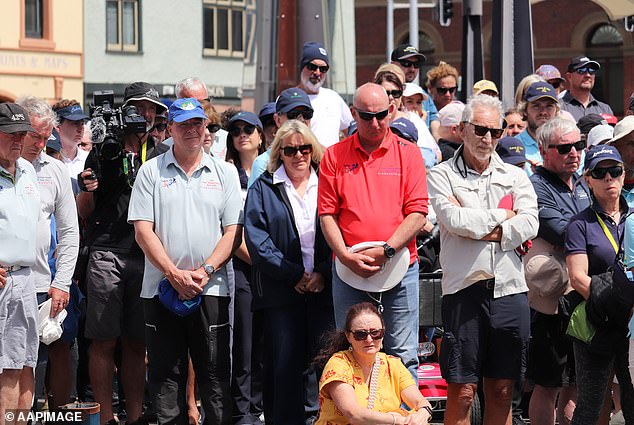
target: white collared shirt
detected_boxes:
[61,147,88,195]
[273,165,319,273]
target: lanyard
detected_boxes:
[595,211,619,254]
[122,141,147,187]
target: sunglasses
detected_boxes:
[229,124,256,138]
[548,80,561,89]
[355,108,390,121]
[153,123,167,132]
[590,165,623,179]
[436,86,458,95]
[467,122,504,139]
[398,59,420,69]
[207,123,221,133]
[385,89,403,99]
[282,144,313,157]
[306,62,329,73]
[349,328,385,341]
[287,109,314,121]
[550,140,585,155]
[575,67,597,75]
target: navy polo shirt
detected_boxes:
[565,198,629,276]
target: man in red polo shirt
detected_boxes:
[318,83,428,378]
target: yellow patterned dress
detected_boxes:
[315,350,416,425]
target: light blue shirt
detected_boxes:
[247,149,271,188]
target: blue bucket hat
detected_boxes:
[496,136,526,166]
[390,118,418,143]
[275,88,313,114]
[158,279,202,317]
[584,145,623,172]
[228,111,263,130]
[168,98,207,123]
[300,41,329,70]
[56,104,89,121]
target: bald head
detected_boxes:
[353,83,390,111]
[351,83,393,148]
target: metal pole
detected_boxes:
[387,0,394,62]
[460,0,484,102]
[409,0,418,48]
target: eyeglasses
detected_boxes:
[436,86,458,95]
[348,328,385,341]
[398,59,420,69]
[467,122,504,139]
[590,165,623,179]
[549,140,585,155]
[286,109,314,121]
[282,144,313,157]
[153,123,167,132]
[548,80,561,89]
[355,108,390,121]
[385,89,403,99]
[306,62,329,73]
[229,124,256,137]
[207,123,221,133]
[575,67,597,75]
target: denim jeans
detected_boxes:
[332,262,420,381]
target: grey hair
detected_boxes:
[175,77,207,98]
[461,94,504,126]
[15,95,58,129]
[536,117,580,150]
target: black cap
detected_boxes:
[576,113,606,136]
[567,55,600,72]
[0,103,35,134]
[123,82,167,113]
[390,44,426,63]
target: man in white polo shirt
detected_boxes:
[0,103,40,421]
[129,98,243,424]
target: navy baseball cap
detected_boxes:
[258,102,276,121]
[168,98,207,123]
[496,137,526,166]
[46,128,62,152]
[300,41,329,70]
[524,81,559,103]
[347,121,357,135]
[390,118,418,143]
[228,111,262,130]
[56,104,89,121]
[0,103,35,133]
[584,145,622,172]
[275,88,313,114]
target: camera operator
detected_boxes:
[77,82,169,425]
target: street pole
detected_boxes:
[460,0,484,103]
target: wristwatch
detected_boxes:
[203,263,215,278]
[383,243,396,258]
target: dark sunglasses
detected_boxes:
[306,62,329,73]
[287,109,314,121]
[467,122,504,139]
[590,165,623,180]
[550,140,585,155]
[207,123,221,133]
[153,123,167,132]
[398,59,420,69]
[229,124,256,138]
[385,89,403,99]
[575,67,597,75]
[355,108,390,121]
[436,86,458,95]
[548,80,561,89]
[349,328,385,341]
[282,144,313,157]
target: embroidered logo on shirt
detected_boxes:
[343,163,359,174]
[201,180,221,191]
[161,177,177,188]
[378,168,401,176]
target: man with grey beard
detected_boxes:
[296,41,353,148]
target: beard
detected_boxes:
[301,74,324,93]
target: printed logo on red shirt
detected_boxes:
[378,167,401,176]
[343,163,359,174]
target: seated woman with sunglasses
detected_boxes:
[244,120,335,424]
[565,145,634,425]
[314,302,432,425]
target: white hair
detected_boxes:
[536,117,580,150]
[462,94,504,126]
[175,77,207,98]
[15,95,58,129]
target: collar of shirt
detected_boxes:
[34,151,51,166]
[563,91,598,107]
[272,164,318,189]
[164,145,212,175]
[534,165,586,193]
[591,194,630,221]
[450,144,508,177]
[351,130,395,158]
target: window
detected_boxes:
[25,0,43,38]
[203,0,248,57]
[106,0,140,52]
[20,0,54,49]
[586,23,624,115]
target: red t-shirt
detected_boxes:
[318,131,428,263]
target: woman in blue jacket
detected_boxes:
[244,120,335,425]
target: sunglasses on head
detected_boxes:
[306,62,329,73]
[349,328,385,341]
[467,122,504,139]
[550,140,585,155]
[153,123,167,132]
[207,123,221,133]
[575,67,597,75]
[286,109,314,121]
[385,89,403,99]
[590,165,623,179]
[355,108,390,121]
[282,144,313,157]
[436,86,458,95]
[229,124,256,138]
[398,59,420,69]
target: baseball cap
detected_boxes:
[228,111,263,130]
[473,80,499,96]
[524,81,558,103]
[56,104,89,122]
[600,113,618,126]
[258,102,276,121]
[123,82,167,113]
[275,87,312,114]
[300,42,329,70]
[438,102,465,127]
[608,116,634,145]
[0,103,35,133]
[495,137,526,166]
[158,279,202,317]
[567,55,600,72]
[390,44,426,63]
[584,145,623,172]
[535,64,565,82]
[168,98,207,123]
[577,113,606,136]
[347,121,357,135]
[46,128,62,152]
[525,244,570,315]
[390,118,418,143]
[402,83,425,98]
[587,125,614,148]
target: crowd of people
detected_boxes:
[1,39,634,425]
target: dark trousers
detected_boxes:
[144,296,231,425]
